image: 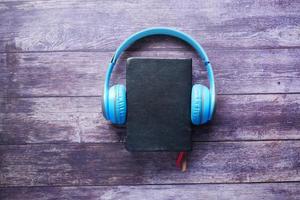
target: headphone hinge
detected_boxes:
[204,61,210,66]
[110,55,115,63]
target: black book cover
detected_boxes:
[126,58,192,151]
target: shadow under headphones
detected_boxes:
[102,27,216,126]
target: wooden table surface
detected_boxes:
[0,0,299,199]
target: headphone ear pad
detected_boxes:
[191,84,210,125]
[108,84,127,124]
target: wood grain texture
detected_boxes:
[0,0,299,52]
[1,183,300,200]
[1,94,299,144]
[0,141,299,186]
[1,0,300,198]
[1,48,300,97]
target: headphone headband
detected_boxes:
[104,27,215,120]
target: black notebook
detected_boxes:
[126,58,192,151]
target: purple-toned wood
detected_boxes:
[0,94,299,144]
[0,141,299,186]
[1,49,299,97]
[1,183,300,200]
[0,0,299,199]
[0,0,299,52]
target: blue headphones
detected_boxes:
[102,27,216,126]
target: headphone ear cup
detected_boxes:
[191,84,210,125]
[108,84,127,124]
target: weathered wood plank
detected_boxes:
[1,183,300,200]
[1,49,299,97]
[0,94,299,144]
[0,141,299,186]
[0,0,299,197]
[0,0,299,52]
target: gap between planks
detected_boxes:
[0,139,300,146]
[1,92,300,99]
[1,180,300,188]
[1,46,300,54]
